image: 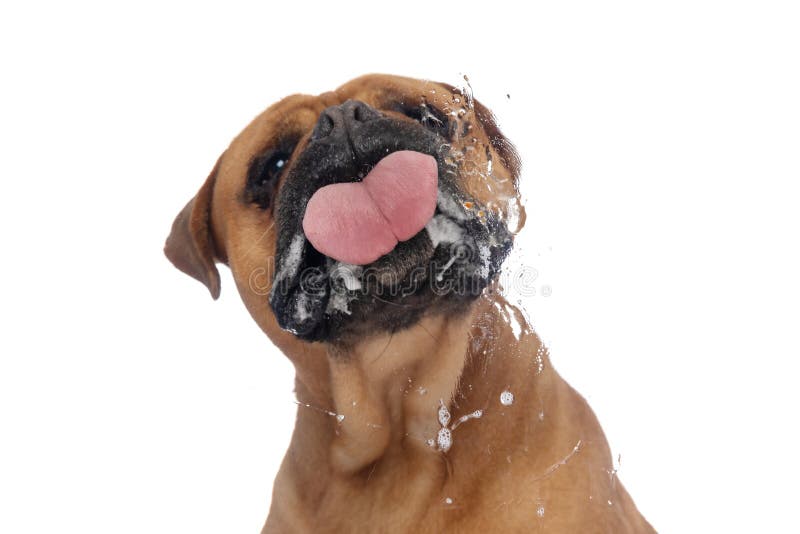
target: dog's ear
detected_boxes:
[164,157,223,299]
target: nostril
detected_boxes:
[311,101,380,142]
[311,112,335,140]
[349,101,380,123]
[353,103,369,122]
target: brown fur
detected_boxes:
[165,74,655,533]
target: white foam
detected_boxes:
[323,263,363,316]
[500,390,514,406]
[333,263,362,291]
[293,292,312,323]
[437,428,452,452]
[451,409,483,430]
[436,190,468,221]
[438,402,451,427]
[326,289,354,315]
[477,243,491,278]
[433,401,485,452]
[425,215,464,247]
[273,234,305,288]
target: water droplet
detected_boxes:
[438,402,451,427]
[444,497,453,505]
[451,408,484,430]
[500,390,515,406]
[437,428,452,452]
[535,345,546,374]
[607,500,613,506]
[536,504,545,518]
[426,438,435,448]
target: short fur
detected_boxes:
[165,74,655,533]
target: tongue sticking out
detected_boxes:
[302,151,439,265]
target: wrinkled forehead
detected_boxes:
[212,74,522,253]
[334,74,449,108]
[220,75,454,173]
[225,94,324,166]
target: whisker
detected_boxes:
[368,293,419,309]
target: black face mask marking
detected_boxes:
[268,100,512,342]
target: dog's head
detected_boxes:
[165,74,523,344]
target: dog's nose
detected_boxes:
[310,100,381,142]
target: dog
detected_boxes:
[165,74,655,533]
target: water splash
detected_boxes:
[437,427,452,452]
[451,409,483,430]
[293,399,344,422]
[438,401,451,427]
[431,400,484,453]
[607,453,621,489]
[535,345,547,375]
[533,440,584,481]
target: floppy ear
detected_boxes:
[164,157,222,299]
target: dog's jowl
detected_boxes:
[165,74,655,533]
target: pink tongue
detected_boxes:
[302,150,438,265]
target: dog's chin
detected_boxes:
[268,196,512,343]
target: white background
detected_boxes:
[1,1,798,533]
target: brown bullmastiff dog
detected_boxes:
[165,74,655,533]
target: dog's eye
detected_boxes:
[400,103,451,138]
[246,149,291,209]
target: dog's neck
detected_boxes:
[287,291,542,474]
[325,311,474,472]
[266,293,651,533]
